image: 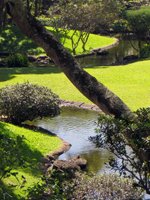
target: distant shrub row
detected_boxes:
[7,53,28,68]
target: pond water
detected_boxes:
[32,107,150,199]
[77,39,140,67]
[32,107,112,174]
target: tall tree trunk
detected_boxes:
[5,0,135,121]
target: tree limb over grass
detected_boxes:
[4,0,135,122]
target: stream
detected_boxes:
[77,39,140,67]
[32,107,111,174]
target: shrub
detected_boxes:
[126,8,150,39]
[27,169,75,200]
[90,107,150,194]
[0,82,60,124]
[112,19,128,33]
[27,171,142,200]
[7,53,28,68]
[72,173,142,200]
[140,44,150,58]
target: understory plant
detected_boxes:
[140,44,150,58]
[0,82,60,124]
[90,107,150,194]
[7,53,28,68]
[27,169,75,200]
[71,173,142,200]
[27,170,142,200]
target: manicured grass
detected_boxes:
[88,60,150,111]
[1,121,62,198]
[0,59,149,111]
[0,25,116,55]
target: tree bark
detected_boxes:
[5,0,135,121]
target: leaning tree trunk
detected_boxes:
[4,0,135,121]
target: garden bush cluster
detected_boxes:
[27,170,142,200]
[72,173,142,200]
[7,53,28,68]
[140,44,150,58]
[90,107,150,194]
[0,82,60,124]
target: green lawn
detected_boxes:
[0,59,149,111]
[0,121,62,198]
[0,25,116,55]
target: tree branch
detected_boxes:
[4,0,135,121]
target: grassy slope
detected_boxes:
[1,121,62,198]
[0,59,149,111]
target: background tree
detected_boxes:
[126,7,150,57]
[47,0,123,54]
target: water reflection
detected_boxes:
[77,39,140,67]
[81,149,111,174]
[32,107,111,174]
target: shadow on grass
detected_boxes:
[0,73,15,82]
[0,180,18,200]
[0,66,62,82]
[0,120,59,199]
[0,25,71,55]
[0,25,43,55]
[0,121,48,199]
[0,122,44,177]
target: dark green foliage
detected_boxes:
[0,82,60,124]
[112,19,128,33]
[7,53,28,68]
[126,8,150,39]
[90,107,150,194]
[140,44,150,58]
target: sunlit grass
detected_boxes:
[88,60,150,111]
[0,59,149,111]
